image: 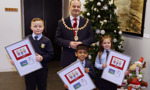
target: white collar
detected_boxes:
[104,49,111,52]
[70,15,80,21]
[77,59,85,64]
[32,33,42,40]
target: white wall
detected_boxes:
[0,0,22,72]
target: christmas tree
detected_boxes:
[82,0,124,64]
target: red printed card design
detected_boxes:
[12,45,32,60]
[65,67,84,84]
[109,56,126,70]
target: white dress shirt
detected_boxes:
[70,15,80,28]
[95,49,111,70]
[77,59,85,67]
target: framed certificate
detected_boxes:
[57,60,96,90]
[5,38,42,76]
[101,50,131,85]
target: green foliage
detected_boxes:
[82,0,124,62]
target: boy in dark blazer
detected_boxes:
[64,44,95,89]
[55,0,94,68]
[11,18,54,90]
[75,44,95,78]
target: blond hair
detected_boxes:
[31,18,44,25]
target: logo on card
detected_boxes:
[20,60,28,67]
[115,70,121,77]
[80,78,87,86]
[108,68,115,74]
[28,57,34,64]
[73,82,81,89]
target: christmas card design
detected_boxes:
[5,38,42,76]
[102,50,131,85]
[57,61,96,90]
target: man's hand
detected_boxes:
[75,41,82,46]
[69,41,77,49]
[69,41,82,49]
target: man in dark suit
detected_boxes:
[55,0,94,68]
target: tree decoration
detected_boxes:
[97,2,101,6]
[96,29,101,34]
[113,38,117,43]
[100,30,105,35]
[103,5,108,10]
[119,31,122,35]
[87,12,90,16]
[97,15,101,18]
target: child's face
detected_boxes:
[75,49,88,61]
[30,21,44,35]
[102,38,111,50]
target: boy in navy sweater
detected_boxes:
[11,18,54,90]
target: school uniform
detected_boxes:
[55,15,94,68]
[25,33,54,90]
[95,49,117,90]
[78,59,95,79]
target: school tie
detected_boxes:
[106,50,109,60]
[34,36,38,41]
[73,18,77,36]
[81,62,84,67]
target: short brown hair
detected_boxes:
[76,44,88,52]
[31,18,44,25]
[69,0,81,6]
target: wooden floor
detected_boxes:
[0,60,64,90]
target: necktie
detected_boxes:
[106,50,109,60]
[81,62,84,67]
[73,18,77,36]
[73,18,77,28]
[34,36,38,40]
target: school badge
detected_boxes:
[41,43,45,48]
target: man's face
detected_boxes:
[30,21,44,35]
[69,0,81,17]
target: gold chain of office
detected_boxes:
[62,18,89,30]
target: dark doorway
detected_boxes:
[23,0,62,60]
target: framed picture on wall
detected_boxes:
[5,38,42,76]
[114,0,147,37]
[101,50,131,85]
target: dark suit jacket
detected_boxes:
[55,16,94,67]
[85,60,95,79]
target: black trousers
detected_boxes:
[25,68,48,90]
[96,70,117,90]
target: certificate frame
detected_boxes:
[57,60,96,90]
[5,38,42,76]
[101,50,131,85]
